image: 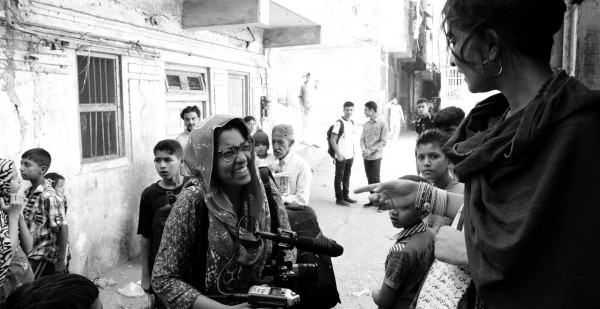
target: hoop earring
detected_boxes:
[481,58,503,79]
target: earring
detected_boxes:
[481,58,503,79]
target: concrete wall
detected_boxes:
[1,0,266,276]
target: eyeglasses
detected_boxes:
[217,140,254,162]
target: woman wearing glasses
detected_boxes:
[152,115,295,309]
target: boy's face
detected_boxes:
[416,142,448,183]
[363,107,373,118]
[20,159,47,181]
[183,112,199,132]
[55,179,65,195]
[389,204,421,228]
[255,142,269,157]
[343,106,354,119]
[154,150,182,181]
[417,103,429,116]
[8,171,22,194]
[439,125,459,136]
[246,120,256,132]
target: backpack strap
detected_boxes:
[336,119,345,143]
[258,167,280,233]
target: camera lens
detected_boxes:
[292,263,318,286]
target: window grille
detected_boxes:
[77,54,124,161]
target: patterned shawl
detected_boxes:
[184,115,271,267]
[0,159,15,288]
[444,70,600,307]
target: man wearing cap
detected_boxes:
[272,124,312,205]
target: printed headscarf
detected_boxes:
[184,115,271,266]
[0,159,15,287]
[0,159,16,204]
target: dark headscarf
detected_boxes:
[444,70,600,307]
[184,115,271,266]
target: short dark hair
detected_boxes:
[434,106,465,129]
[154,139,183,158]
[21,148,51,170]
[343,101,354,109]
[45,172,65,189]
[416,129,451,150]
[416,98,430,105]
[364,101,377,113]
[243,116,256,123]
[5,274,99,309]
[180,105,201,120]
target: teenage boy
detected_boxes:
[20,148,68,278]
[253,130,280,173]
[433,106,465,136]
[175,105,201,176]
[330,101,357,206]
[360,101,388,207]
[415,98,434,134]
[244,116,260,136]
[137,139,190,309]
[272,124,312,206]
[416,129,464,231]
[372,175,435,309]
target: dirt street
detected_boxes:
[98,132,419,309]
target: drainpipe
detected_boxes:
[5,0,11,28]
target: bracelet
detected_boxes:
[415,182,448,216]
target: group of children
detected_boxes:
[373,106,466,308]
[0,148,90,307]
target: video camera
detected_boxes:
[207,228,344,307]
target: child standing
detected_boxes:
[137,140,190,309]
[372,175,435,309]
[415,129,464,232]
[44,173,71,272]
[252,130,280,173]
[20,149,68,278]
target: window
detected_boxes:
[77,53,124,161]
[165,71,207,93]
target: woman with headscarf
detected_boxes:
[356,0,600,308]
[0,159,34,302]
[152,115,296,309]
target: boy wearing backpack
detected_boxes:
[328,101,357,206]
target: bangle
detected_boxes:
[415,182,447,216]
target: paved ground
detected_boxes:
[98,132,419,309]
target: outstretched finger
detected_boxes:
[353,183,380,194]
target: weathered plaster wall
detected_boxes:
[1,0,267,276]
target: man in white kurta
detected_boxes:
[272,124,312,206]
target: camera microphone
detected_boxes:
[255,230,344,257]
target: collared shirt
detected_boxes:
[384,220,434,308]
[332,117,356,160]
[23,185,67,263]
[278,151,312,205]
[360,116,388,160]
[175,130,192,176]
[416,115,434,134]
[255,153,279,168]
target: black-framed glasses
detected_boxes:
[217,139,254,162]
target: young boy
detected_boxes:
[252,130,280,173]
[416,129,464,231]
[137,139,190,309]
[433,106,465,136]
[20,148,68,278]
[415,98,434,134]
[373,175,435,309]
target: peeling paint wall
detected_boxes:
[0,0,266,276]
